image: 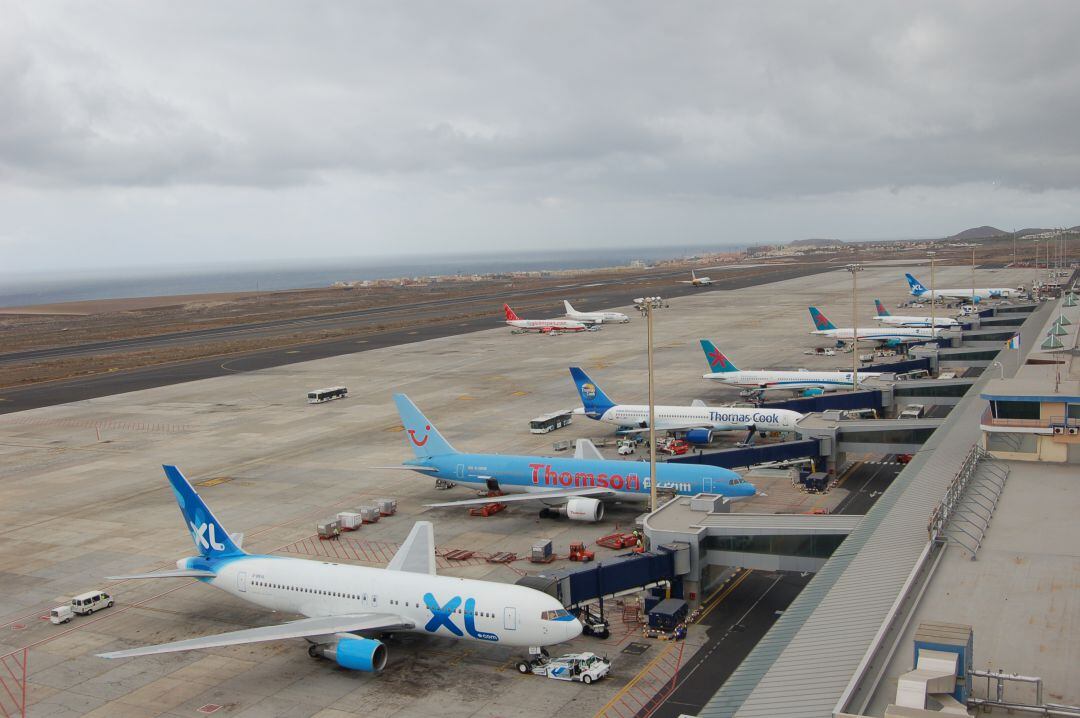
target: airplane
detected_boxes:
[98,466,580,671]
[873,299,959,328]
[680,270,712,286]
[904,273,1017,302]
[386,394,758,521]
[568,367,802,442]
[809,307,939,346]
[504,304,588,333]
[699,340,881,395]
[563,300,630,325]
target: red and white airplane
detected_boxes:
[503,304,588,333]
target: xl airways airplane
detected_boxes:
[873,299,959,328]
[904,273,1017,302]
[504,304,587,333]
[99,466,579,669]
[809,307,938,346]
[563,301,630,324]
[569,367,802,440]
[388,394,756,520]
[699,340,880,394]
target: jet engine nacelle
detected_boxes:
[312,636,387,672]
[684,428,713,445]
[558,497,605,522]
[801,388,825,397]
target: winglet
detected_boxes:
[387,521,436,575]
[574,439,605,461]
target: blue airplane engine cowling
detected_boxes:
[685,428,713,444]
[801,388,825,397]
[334,637,387,672]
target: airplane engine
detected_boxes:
[801,388,825,397]
[684,428,713,444]
[558,498,604,522]
[311,636,387,672]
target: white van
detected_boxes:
[71,591,113,616]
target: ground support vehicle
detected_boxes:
[518,652,611,684]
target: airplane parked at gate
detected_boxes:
[384,394,757,521]
[98,466,579,670]
[563,301,630,325]
[681,270,712,286]
[809,307,939,346]
[569,367,802,442]
[904,273,1017,302]
[699,341,881,395]
[504,304,588,333]
[873,299,959,328]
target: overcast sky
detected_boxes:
[3,1,1079,273]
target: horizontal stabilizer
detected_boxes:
[98,613,412,659]
[426,486,611,509]
[105,569,216,580]
[373,465,440,472]
[574,439,604,461]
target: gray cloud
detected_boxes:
[2,1,1079,271]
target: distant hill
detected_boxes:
[947,226,1008,241]
[789,238,845,247]
[1015,228,1053,237]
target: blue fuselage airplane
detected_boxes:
[390,394,756,522]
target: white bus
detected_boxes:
[307,386,349,404]
[529,411,573,434]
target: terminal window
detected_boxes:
[991,400,1040,420]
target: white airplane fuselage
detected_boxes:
[875,315,959,328]
[581,404,802,432]
[703,369,880,392]
[913,287,1015,301]
[811,327,938,344]
[508,319,588,332]
[564,306,630,324]
[187,555,577,648]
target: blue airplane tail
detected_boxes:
[393,394,458,458]
[874,299,890,317]
[569,367,616,418]
[809,306,837,331]
[164,465,246,559]
[905,273,928,295]
[699,340,738,372]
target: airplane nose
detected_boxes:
[568,618,584,641]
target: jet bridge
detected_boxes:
[795,412,943,474]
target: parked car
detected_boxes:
[898,404,925,419]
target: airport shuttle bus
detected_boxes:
[530,411,574,434]
[307,386,349,404]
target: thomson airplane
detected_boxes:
[569,367,802,441]
[563,301,630,325]
[904,273,1017,302]
[387,394,757,521]
[809,307,939,346]
[504,304,587,333]
[873,299,959,328]
[699,340,881,395]
[681,270,712,286]
[98,467,579,670]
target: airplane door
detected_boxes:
[503,607,517,631]
[702,478,713,494]
[237,571,247,593]
[456,464,465,479]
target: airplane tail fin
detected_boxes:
[503,304,520,321]
[393,394,458,458]
[874,299,890,317]
[905,273,928,295]
[809,307,837,331]
[163,465,246,560]
[699,340,738,372]
[563,300,576,316]
[569,367,616,418]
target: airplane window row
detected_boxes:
[252,580,376,604]
[386,598,494,618]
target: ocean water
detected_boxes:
[0,245,734,307]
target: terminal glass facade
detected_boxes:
[990,400,1040,420]
[702,533,846,559]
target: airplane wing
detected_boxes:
[387,521,436,575]
[425,486,613,509]
[620,423,716,433]
[106,569,216,580]
[98,613,413,659]
[574,439,604,460]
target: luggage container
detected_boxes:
[359,506,381,523]
[648,598,688,631]
[337,512,362,531]
[531,540,554,563]
[376,498,397,516]
[317,520,341,539]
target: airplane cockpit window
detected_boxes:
[541,609,572,621]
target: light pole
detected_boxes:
[1034,239,1040,291]
[645,302,657,512]
[927,251,936,335]
[846,263,863,391]
[971,247,977,305]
